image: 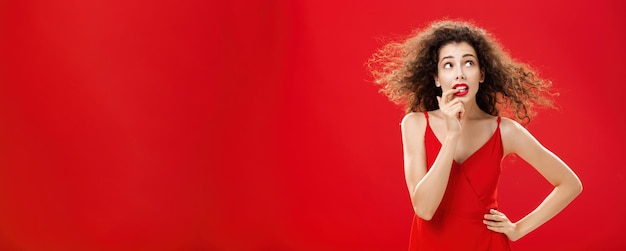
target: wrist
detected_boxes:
[444,132,461,141]
[508,222,523,242]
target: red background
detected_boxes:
[0,0,624,250]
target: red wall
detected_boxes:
[0,0,623,250]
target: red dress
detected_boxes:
[408,112,511,251]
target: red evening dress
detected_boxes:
[408,112,511,251]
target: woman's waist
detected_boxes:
[431,205,496,222]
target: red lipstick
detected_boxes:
[453,83,469,97]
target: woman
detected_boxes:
[368,20,582,250]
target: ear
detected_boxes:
[434,75,440,87]
[479,68,485,83]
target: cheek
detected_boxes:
[469,68,482,78]
[436,71,454,84]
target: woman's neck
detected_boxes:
[460,99,485,122]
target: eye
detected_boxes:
[443,62,452,69]
[465,60,474,66]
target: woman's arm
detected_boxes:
[401,113,458,220]
[402,90,464,221]
[486,118,582,241]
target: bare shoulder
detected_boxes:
[400,112,428,158]
[499,117,540,155]
[499,117,526,136]
[401,112,427,133]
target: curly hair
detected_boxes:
[367,20,557,124]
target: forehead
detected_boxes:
[438,41,477,60]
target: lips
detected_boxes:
[453,83,469,97]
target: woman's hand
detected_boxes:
[484,209,522,241]
[436,89,464,133]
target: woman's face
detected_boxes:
[434,41,484,100]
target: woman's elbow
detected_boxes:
[413,206,434,221]
[573,177,583,196]
[561,174,583,197]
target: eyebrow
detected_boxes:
[439,54,477,63]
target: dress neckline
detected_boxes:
[424,112,500,165]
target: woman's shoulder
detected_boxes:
[400,112,430,142]
[401,112,429,132]
[499,117,523,129]
[401,110,441,124]
[498,116,532,139]
[402,111,423,124]
[498,117,544,155]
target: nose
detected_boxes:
[455,67,466,80]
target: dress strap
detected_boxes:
[423,111,429,120]
[497,116,501,125]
